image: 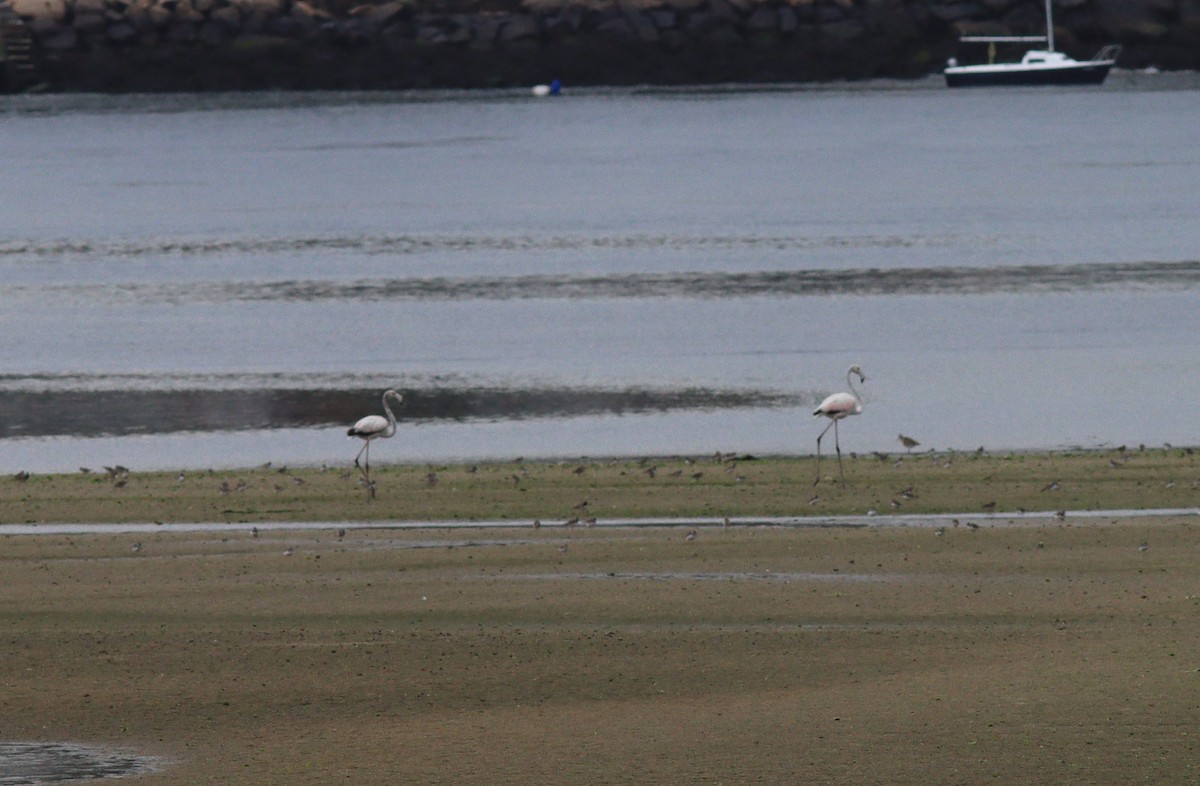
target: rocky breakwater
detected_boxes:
[3,0,1199,91]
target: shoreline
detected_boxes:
[4,447,1196,524]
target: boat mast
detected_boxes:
[1044,0,1055,50]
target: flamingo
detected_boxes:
[347,389,404,493]
[812,365,865,485]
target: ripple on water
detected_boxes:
[0,742,159,785]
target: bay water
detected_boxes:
[2,74,1198,472]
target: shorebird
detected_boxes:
[813,365,866,485]
[898,434,920,452]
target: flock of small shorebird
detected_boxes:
[345,364,915,502]
[8,364,1162,557]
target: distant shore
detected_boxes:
[4,0,1199,92]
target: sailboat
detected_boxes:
[944,0,1120,87]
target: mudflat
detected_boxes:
[2,448,1197,524]
[1,450,1197,784]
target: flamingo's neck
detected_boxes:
[846,372,862,404]
[380,394,399,437]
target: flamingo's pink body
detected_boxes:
[813,366,865,484]
[348,389,404,494]
[813,391,862,421]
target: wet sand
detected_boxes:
[2,519,1198,784]
[2,450,1198,783]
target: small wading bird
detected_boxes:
[898,433,920,452]
[347,389,404,497]
[813,365,866,485]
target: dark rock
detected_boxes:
[145,3,174,28]
[694,22,740,44]
[369,0,410,26]
[594,13,636,39]
[542,7,582,34]
[1096,0,1169,38]
[210,5,240,27]
[73,10,107,30]
[929,0,983,22]
[658,26,686,49]
[415,20,447,42]
[745,5,775,30]
[622,10,658,41]
[659,0,706,11]
[173,1,204,22]
[646,8,674,28]
[1182,0,1200,26]
[777,5,797,31]
[166,20,196,39]
[814,2,847,22]
[468,14,502,46]
[198,19,226,41]
[41,25,79,47]
[820,18,863,39]
[443,16,471,41]
[706,0,739,21]
[498,12,537,40]
[685,8,724,31]
[11,0,68,23]
[105,19,138,40]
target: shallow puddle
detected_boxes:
[484,571,894,583]
[0,743,158,785]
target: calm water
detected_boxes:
[2,74,1198,473]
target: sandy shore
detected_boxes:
[2,450,1197,784]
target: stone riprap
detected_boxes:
[3,0,1199,91]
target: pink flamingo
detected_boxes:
[812,365,865,485]
[347,389,403,495]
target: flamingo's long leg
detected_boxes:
[833,419,845,482]
[814,418,837,485]
[364,442,377,500]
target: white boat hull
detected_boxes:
[945,47,1119,87]
[945,59,1115,87]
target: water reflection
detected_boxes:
[10,259,1198,304]
[0,742,158,785]
[0,231,960,261]
[0,386,800,439]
